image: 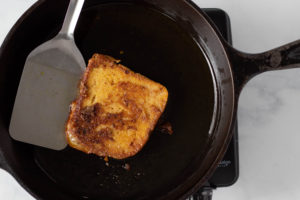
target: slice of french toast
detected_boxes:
[66,54,168,159]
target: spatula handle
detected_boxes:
[59,0,85,36]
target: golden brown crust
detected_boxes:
[66,54,168,159]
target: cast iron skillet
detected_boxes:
[0,0,300,199]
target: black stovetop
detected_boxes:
[189,8,239,199]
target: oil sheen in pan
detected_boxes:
[34,2,215,199]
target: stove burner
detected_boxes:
[188,8,239,200]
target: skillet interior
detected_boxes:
[0,0,225,199]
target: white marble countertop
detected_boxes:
[1,0,300,199]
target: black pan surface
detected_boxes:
[1,1,215,199]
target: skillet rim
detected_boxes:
[0,0,236,199]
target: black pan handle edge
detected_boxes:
[224,39,300,94]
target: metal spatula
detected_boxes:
[9,0,85,150]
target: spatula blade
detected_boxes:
[9,58,81,150]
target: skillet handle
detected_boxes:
[224,39,300,94]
